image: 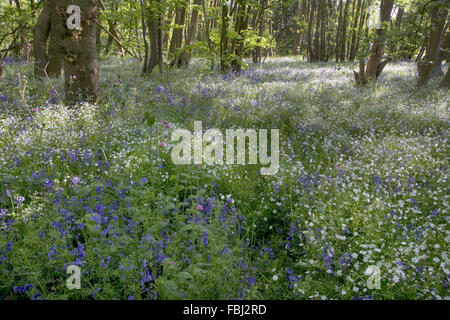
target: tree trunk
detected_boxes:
[33,0,51,77]
[306,0,316,62]
[363,0,393,82]
[439,65,450,88]
[231,0,249,72]
[293,1,302,55]
[177,0,202,68]
[59,0,99,103]
[157,5,164,73]
[146,17,159,75]
[417,4,448,87]
[220,1,230,73]
[255,0,267,63]
[353,0,367,60]
[168,3,187,63]
[140,0,149,74]
[162,6,175,52]
[313,0,321,62]
[336,0,343,62]
[349,0,362,61]
[340,0,351,61]
[47,9,64,78]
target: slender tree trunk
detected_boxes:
[220,1,230,72]
[349,0,362,61]
[177,0,202,67]
[340,0,351,61]
[293,1,302,55]
[312,0,321,62]
[231,0,249,72]
[140,0,149,74]
[169,2,187,62]
[162,6,174,52]
[353,0,367,60]
[145,5,160,75]
[157,4,164,73]
[306,0,316,61]
[320,0,327,61]
[202,0,215,70]
[336,0,343,62]
[256,0,267,63]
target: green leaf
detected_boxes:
[144,112,155,127]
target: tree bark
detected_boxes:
[349,0,362,61]
[255,0,267,63]
[47,7,64,78]
[220,1,230,72]
[364,0,393,82]
[306,0,316,62]
[439,65,450,88]
[336,0,343,62]
[417,4,448,87]
[146,13,159,75]
[59,0,99,103]
[231,0,249,72]
[340,0,351,61]
[168,3,187,62]
[177,0,202,68]
[33,0,51,77]
[140,0,149,74]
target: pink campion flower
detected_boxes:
[32,108,38,113]
[159,142,165,147]
[197,204,204,211]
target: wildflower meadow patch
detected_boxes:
[0,57,448,300]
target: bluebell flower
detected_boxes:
[202,232,208,247]
[13,284,33,294]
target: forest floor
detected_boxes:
[0,57,448,300]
